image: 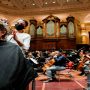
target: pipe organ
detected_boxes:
[29,15,81,50]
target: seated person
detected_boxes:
[43,51,67,83]
[27,52,39,68]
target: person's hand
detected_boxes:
[12,29,23,47]
[12,30,18,40]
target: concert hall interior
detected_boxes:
[0,0,90,90]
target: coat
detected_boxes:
[0,40,37,90]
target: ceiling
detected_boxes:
[0,0,90,15]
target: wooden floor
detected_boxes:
[28,69,87,90]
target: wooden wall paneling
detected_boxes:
[30,15,78,51]
[30,39,36,51]
[30,38,76,51]
[42,40,57,50]
[35,39,43,50]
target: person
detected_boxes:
[0,23,37,89]
[7,19,31,55]
[77,50,90,76]
[27,52,39,68]
[77,50,87,76]
[43,51,67,83]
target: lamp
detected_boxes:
[81,32,88,36]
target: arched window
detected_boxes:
[37,26,43,35]
[68,21,75,38]
[60,24,67,38]
[42,15,60,38]
[60,25,67,34]
[29,19,37,38]
[30,24,35,36]
[46,20,54,36]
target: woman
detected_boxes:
[0,23,36,90]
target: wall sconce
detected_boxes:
[81,32,88,36]
[81,32,88,44]
[81,23,86,30]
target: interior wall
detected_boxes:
[0,11,90,45]
[81,23,90,44]
[0,11,90,25]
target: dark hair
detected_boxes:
[15,23,24,30]
[0,24,7,38]
[24,20,28,27]
[15,20,28,30]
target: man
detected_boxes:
[7,19,31,55]
[0,23,37,90]
[43,51,67,83]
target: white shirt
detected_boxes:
[7,32,31,51]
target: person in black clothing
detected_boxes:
[0,23,37,90]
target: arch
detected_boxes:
[60,25,67,34]
[29,24,35,36]
[37,26,43,35]
[68,21,75,38]
[46,20,55,36]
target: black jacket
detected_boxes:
[0,40,37,90]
